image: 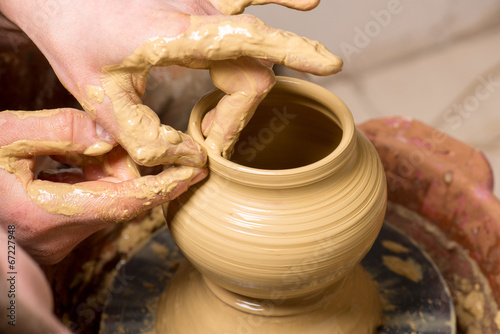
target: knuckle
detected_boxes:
[48,108,77,142]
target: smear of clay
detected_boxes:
[382,255,423,283]
[382,240,410,253]
[83,141,114,156]
[3,109,61,119]
[25,166,196,217]
[0,140,73,175]
[85,85,105,103]
[0,136,198,217]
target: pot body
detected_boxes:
[166,77,387,300]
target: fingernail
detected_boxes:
[96,123,115,142]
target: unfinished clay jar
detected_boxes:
[159,77,387,333]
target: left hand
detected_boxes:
[1,0,342,160]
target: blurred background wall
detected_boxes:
[247,1,500,72]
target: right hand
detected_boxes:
[0,109,207,264]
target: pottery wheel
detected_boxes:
[100,221,456,333]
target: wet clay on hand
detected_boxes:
[99,14,342,163]
[210,0,320,15]
[0,109,205,217]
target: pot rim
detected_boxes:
[188,76,357,188]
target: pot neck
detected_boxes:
[188,77,357,189]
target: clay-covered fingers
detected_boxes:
[100,11,340,165]
[209,0,319,15]
[0,108,116,184]
[202,57,275,157]
[117,14,341,76]
[100,68,207,168]
[0,108,116,158]
[0,110,207,264]
[6,165,206,264]
[26,165,207,220]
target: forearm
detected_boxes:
[0,0,51,36]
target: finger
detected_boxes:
[120,14,342,76]
[99,68,208,167]
[0,108,116,157]
[209,0,319,15]
[0,108,116,186]
[202,57,275,157]
[2,158,205,265]
[91,145,141,180]
[26,165,207,220]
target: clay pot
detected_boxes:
[165,77,387,300]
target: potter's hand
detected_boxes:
[0,109,206,264]
[0,0,342,160]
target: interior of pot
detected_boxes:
[230,95,343,170]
